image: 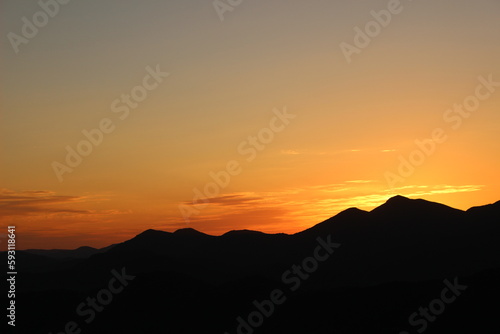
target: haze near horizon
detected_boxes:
[1,0,499,249]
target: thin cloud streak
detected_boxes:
[176,183,485,233]
[0,189,123,217]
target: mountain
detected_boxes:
[23,245,116,259]
[3,195,500,334]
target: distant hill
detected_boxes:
[23,245,116,259]
[3,195,499,334]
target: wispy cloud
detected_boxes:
[0,189,124,217]
[194,194,263,207]
[281,149,300,155]
[346,180,375,184]
[174,182,486,234]
[386,184,484,197]
[0,189,92,216]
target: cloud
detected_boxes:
[281,149,300,155]
[0,189,110,217]
[346,180,375,184]
[201,194,263,206]
[176,182,486,235]
[386,184,484,197]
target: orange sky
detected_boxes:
[1,0,499,249]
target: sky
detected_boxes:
[1,0,499,249]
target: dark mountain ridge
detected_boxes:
[8,195,499,286]
[3,195,500,333]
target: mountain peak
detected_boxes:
[75,246,97,251]
[336,206,369,218]
[371,195,463,218]
[369,195,415,214]
[132,229,171,242]
[222,229,265,237]
[386,195,412,204]
[173,228,209,237]
[139,229,167,236]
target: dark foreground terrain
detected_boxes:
[2,196,500,333]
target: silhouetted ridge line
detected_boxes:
[222,229,267,237]
[371,195,464,217]
[174,228,211,237]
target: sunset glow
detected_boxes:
[1,0,499,249]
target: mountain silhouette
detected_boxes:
[23,245,114,259]
[3,195,499,333]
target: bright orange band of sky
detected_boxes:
[1,0,499,249]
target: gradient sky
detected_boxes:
[1,0,499,249]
